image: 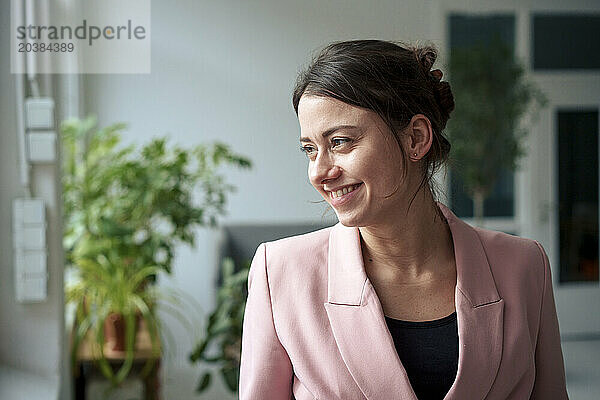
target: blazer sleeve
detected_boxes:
[238,242,293,399]
[530,241,569,399]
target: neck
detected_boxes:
[358,192,455,284]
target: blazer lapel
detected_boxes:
[324,219,417,400]
[324,202,504,400]
[438,202,504,400]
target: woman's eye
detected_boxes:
[299,145,316,156]
[331,138,350,147]
[299,138,349,159]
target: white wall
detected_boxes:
[0,0,66,398]
[83,0,435,398]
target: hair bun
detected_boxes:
[413,46,437,72]
[430,69,443,81]
[413,46,455,127]
[434,81,455,129]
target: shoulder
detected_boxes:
[473,225,544,263]
[472,225,548,300]
[262,225,333,263]
[254,225,332,301]
[250,224,333,275]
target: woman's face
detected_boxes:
[297,95,420,227]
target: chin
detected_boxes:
[334,211,363,228]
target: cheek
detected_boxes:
[353,148,394,183]
[362,156,405,196]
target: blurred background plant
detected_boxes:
[62,115,252,387]
[446,35,547,226]
[189,256,250,395]
[66,256,162,386]
[62,115,252,276]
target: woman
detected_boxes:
[239,39,568,400]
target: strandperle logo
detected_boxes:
[16,19,147,46]
[11,0,151,73]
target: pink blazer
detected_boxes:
[239,202,568,399]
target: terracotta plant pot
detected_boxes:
[104,313,126,352]
[104,312,142,352]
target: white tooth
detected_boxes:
[342,187,348,195]
[336,190,343,197]
[347,185,354,193]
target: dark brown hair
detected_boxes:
[292,39,455,216]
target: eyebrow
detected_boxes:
[299,124,359,143]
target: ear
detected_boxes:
[403,114,433,160]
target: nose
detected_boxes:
[309,151,341,188]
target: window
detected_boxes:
[557,109,599,283]
[448,14,516,218]
[449,169,514,218]
[533,14,600,70]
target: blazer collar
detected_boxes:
[324,201,504,400]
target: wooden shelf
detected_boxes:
[71,317,162,400]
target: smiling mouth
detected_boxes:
[328,183,362,199]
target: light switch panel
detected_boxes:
[22,226,46,249]
[16,277,47,303]
[27,131,57,163]
[13,198,47,303]
[14,199,45,225]
[15,249,47,279]
[25,98,55,130]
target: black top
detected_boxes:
[384,311,459,400]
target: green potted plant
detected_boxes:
[67,252,162,385]
[190,257,250,395]
[446,35,547,226]
[62,116,252,386]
